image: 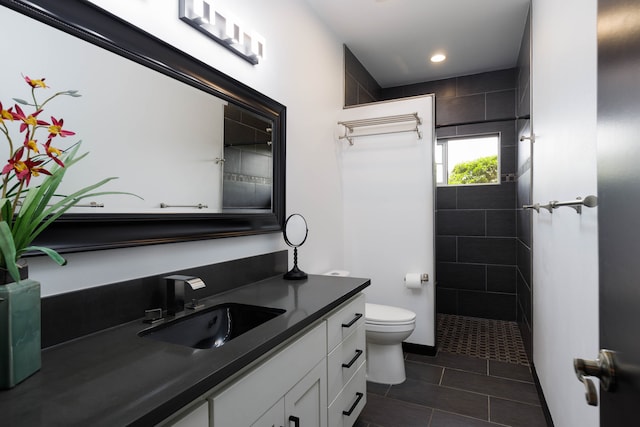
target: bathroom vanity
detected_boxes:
[0,273,369,426]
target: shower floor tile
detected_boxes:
[437,314,529,366]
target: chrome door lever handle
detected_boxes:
[573,349,617,406]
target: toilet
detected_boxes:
[365,302,416,385]
[322,271,416,385]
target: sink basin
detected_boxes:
[139,303,286,349]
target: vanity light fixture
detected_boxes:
[430,53,446,63]
[179,0,266,65]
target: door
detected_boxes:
[595,0,640,424]
[284,361,327,427]
[251,398,284,427]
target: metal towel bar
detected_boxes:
[160,203,208,209]
[523,195,598,214]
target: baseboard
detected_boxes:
[402,342,437,356]
[531,363,555,427]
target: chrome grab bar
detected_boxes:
[523,195,597,214]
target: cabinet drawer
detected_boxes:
[328,363,367,427]
[327,324,365,404]
[326,293,365,352]
[211,321,326,426]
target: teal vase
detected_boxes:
[0,279,41,389]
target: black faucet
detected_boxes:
[163,275,206,316]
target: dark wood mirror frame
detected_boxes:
[1,0,286,254]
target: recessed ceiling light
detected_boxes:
[430,53,446,63]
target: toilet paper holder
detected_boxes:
[404,273,429,283]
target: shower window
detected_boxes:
[436,133,500,186]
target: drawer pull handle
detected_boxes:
[288,415,300,427]
[342,392,364,416]
[342,349,364,369]
[341,313,363,328]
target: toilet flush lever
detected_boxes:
[573,349,617,406]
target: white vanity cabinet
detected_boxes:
[324,293,367,427]
[164,293,367,427]
[251,398,283,426]
[250,359,327,427]
[164,401,209,427]
[210,321,327,426]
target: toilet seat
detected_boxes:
[365,303,416,326]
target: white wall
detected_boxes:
[340,96,435,347]
[27,0,346,296]
[531,0,599,425]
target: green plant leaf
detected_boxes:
[3,80,140,280]
[0,197,10,218]
[0,221,20,283]
[24,245,66,266]
[8,140,141,261]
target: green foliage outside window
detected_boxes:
[448,155,498,184]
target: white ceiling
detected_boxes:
[304,0,530,88]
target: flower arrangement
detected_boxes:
[0,76,132,284]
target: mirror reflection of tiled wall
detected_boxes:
[223,105,273,209]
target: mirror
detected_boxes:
[0,0,285,253]
[283,214,308,280]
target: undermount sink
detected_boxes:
[139,303,286,349]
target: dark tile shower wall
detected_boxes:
[379,70,520,321]
[435,181,518,321]
[516,8,533,362]
[344,45,382,106]
[343,46,527,323]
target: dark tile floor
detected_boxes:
[355,316,548,427]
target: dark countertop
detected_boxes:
[0,274,370,426]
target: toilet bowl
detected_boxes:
[365,302,416,385]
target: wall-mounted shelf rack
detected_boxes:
[338,112,422,145]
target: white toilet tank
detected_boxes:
[322,270,350,277]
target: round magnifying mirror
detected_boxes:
[283,214,308,280]
[284,214,308,247]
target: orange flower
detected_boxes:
[21,158,51,186]
[48,117,75,138]
[13,104,49,134]
[0,102,16,123]
[22,134,39,153]
[1,147,32,183]
[44,138,65,167]
[24,75,47,89]
[2,148,25,176]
